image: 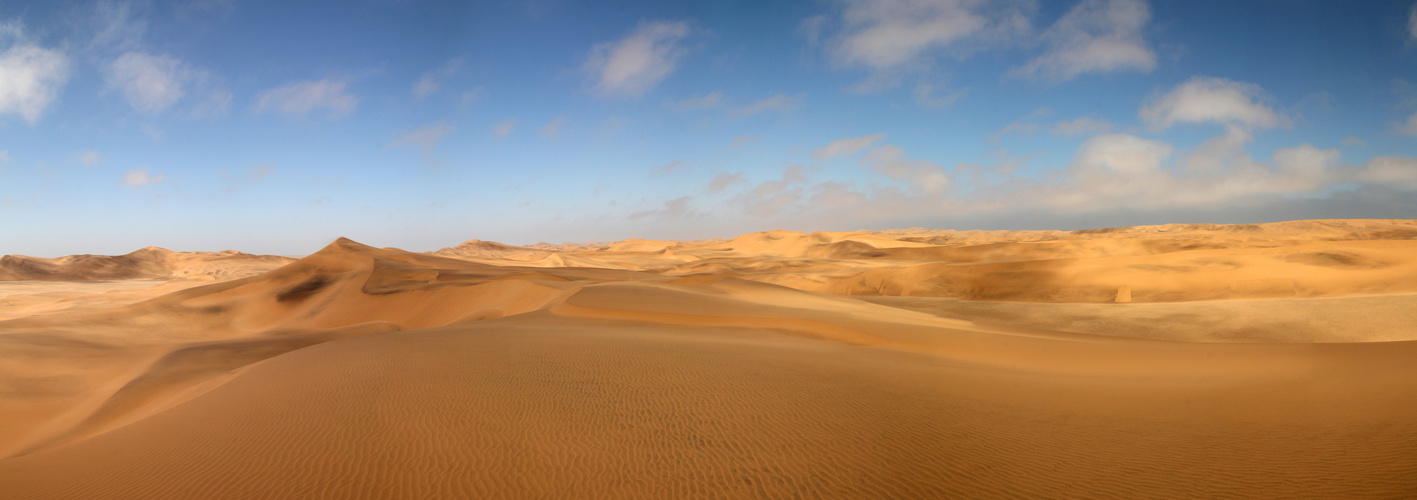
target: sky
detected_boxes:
[2,0,1416,256]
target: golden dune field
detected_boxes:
[2,219,1416,498]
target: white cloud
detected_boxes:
[1009,0,1155,81]
[586,21,691,98]
[813,133,886,159]
[1358,156,1417,190]
[912,82,964,108]
[862,143,951,196]
[492,119,516,138]
[1073,133,1171,176]
[121,167,163,187]
[388,121,455,164]
[539,115,566,140]
[618,129,1393,232]
[732,93,804,118]
[1021,130,1336,211]
[75,150,102,166]
[1178,125,1255,175]
[0,150,9,163]
[0,25,70,124]
[1269,144,1339,192]
[104,51,188,114]
[412,57,464,98]
[671,91,722,111]
[254,79,357,117]
[1340,136,1366,147]
[1052,116,1112,136]
[1139,76,1289,130]
[1398,111,1417,137]
[829,0,1028,70]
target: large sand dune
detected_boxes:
[2,219,1416,498]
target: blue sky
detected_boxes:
[2,0,1416,256]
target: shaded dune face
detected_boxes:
[0,221,1415,498]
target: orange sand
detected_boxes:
[2,219,1416,498]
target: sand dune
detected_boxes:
[0,247,292,282]
[2,220,1416,498]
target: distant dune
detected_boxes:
[2,219,1416,498]
[0,247,292,281]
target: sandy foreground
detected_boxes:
[1,219,1416,498]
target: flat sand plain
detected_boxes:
[1,219,1416,498]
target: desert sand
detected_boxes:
[1,218,1416,498]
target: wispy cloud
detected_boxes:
[249,162,272,180]
[586,20,692,98]
[670,91,722,111]
[460,87,486,108]
[732,93,804,118]
[254,79,357,118]
[707,172,746,192]
[813,133,885,159]
[88,0,147,53]
[629,195,697,220]
[0,22,71,124]
[74,150,102,166]
[828,0,1027,70]
[730,135,761,148]
[1410,3,1417,43]
[862,143,951,196]
[1140,76,1289,130]
[1052,116,1113,136]
[121,167,164,187]
[989,122,1040,142]
[388,121,455,165]
[539,115,566,140]
[1398,111,1417,137]
[412,57,464,98]
[652,160,691,176]
[912,83,964,109]
[1009,0,1156,81]
[104,51,188,113]
[492,119,517,138]
[731,165,811,217]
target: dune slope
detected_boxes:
[1,222,1416,498]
